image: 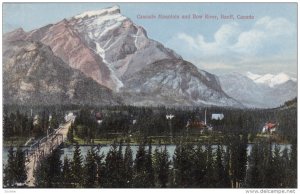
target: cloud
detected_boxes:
[166,16,296,74]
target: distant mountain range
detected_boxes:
[246,72,297,88]
[3,5,242,107]
[219,72,297,108]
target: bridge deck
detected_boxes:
[25,120,73,187]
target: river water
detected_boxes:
[2,144,291,166]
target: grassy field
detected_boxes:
[4,132,288,148]
[3,136,30,147]
[65,132,280,146]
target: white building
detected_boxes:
[211,113,224,120]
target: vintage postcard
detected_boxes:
[1,2,297,191]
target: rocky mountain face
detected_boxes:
[219,72,297,108]
[3,5,243,107]
[3,40,121,105]
[24,5,181,91]
[122,59,241,107]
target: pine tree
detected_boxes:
[173,143,193,187]
[230,134,248,188]
[3,147,16,187]
[245,143,263,188]
[203,143,216,187]
[48,148,62,187]
[104,142,120,187]
[289,139,297,188]
[271,144,284,187]
[62,156,73,187]
[281,148,291,188]
[34,148,62,188]
[94,145,105,187]
[223,146,232,188]
[124,143,133,188]
[154,146,170,188]
[133,144,148,188]
[215,144,226,188]
[145,142,155,187]
[14,147,27,184]
[3,114,13,138]
[49,112,59,129]
[116,141,126,187]
[191,143,206,187]
[83,148,97,187]
[34,156,50,187]
[72,144,83,187]
[236,134,248,187]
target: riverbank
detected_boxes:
[65,132,291,146]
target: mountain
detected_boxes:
[122,59,241,107]
[219,72,297,108]
[246,72,297,88]
[24,5,181,91]
[3,40,122,105]
[3,5,243,107]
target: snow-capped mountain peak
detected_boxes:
[246,72,262,80]
[74,5,121,19]
[246,72,297,88]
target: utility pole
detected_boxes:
[166,114,175,143]
[204,109,207,125]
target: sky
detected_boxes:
[2,3,297,76]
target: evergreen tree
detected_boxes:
[116,141,127,187]
[173,143,193,187]
[94,145,105,187]
[145,142,155,187]
[48,148,62,187]
[154,146,170,188]
[124,143,133,188]
[245,143,263,188]
[34,148,62,188]
[203,143,216,187]
[104,142,120,187]
[49,112,59,129]
[191,143,206,187]
[261,142,274,188]
[34,156,50,187]
[271,144,284,187]
[223,146,232,188]
[71,144,83,187]
[3,114,13,138]
[62,156,73,187]
[14,147,27,184]
[281,148,291,188]
[83,148,97,187]
[3,147,15,187]
[133,144,148,188]
[289,139,297,188]
[236,134,248,187]
[230,134,248,188]
[215,144,226,187]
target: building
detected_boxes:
[262,122,278,134]
[211,113,224,120]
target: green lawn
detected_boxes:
[3,136,30,147]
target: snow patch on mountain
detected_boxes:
[74,5,121,19]
[95,42,124,91]
[246,72,297,87]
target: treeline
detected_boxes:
[3,103,297,142]
[72,104,297,142]
[3,109,63,141]
[31,137,297,188]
